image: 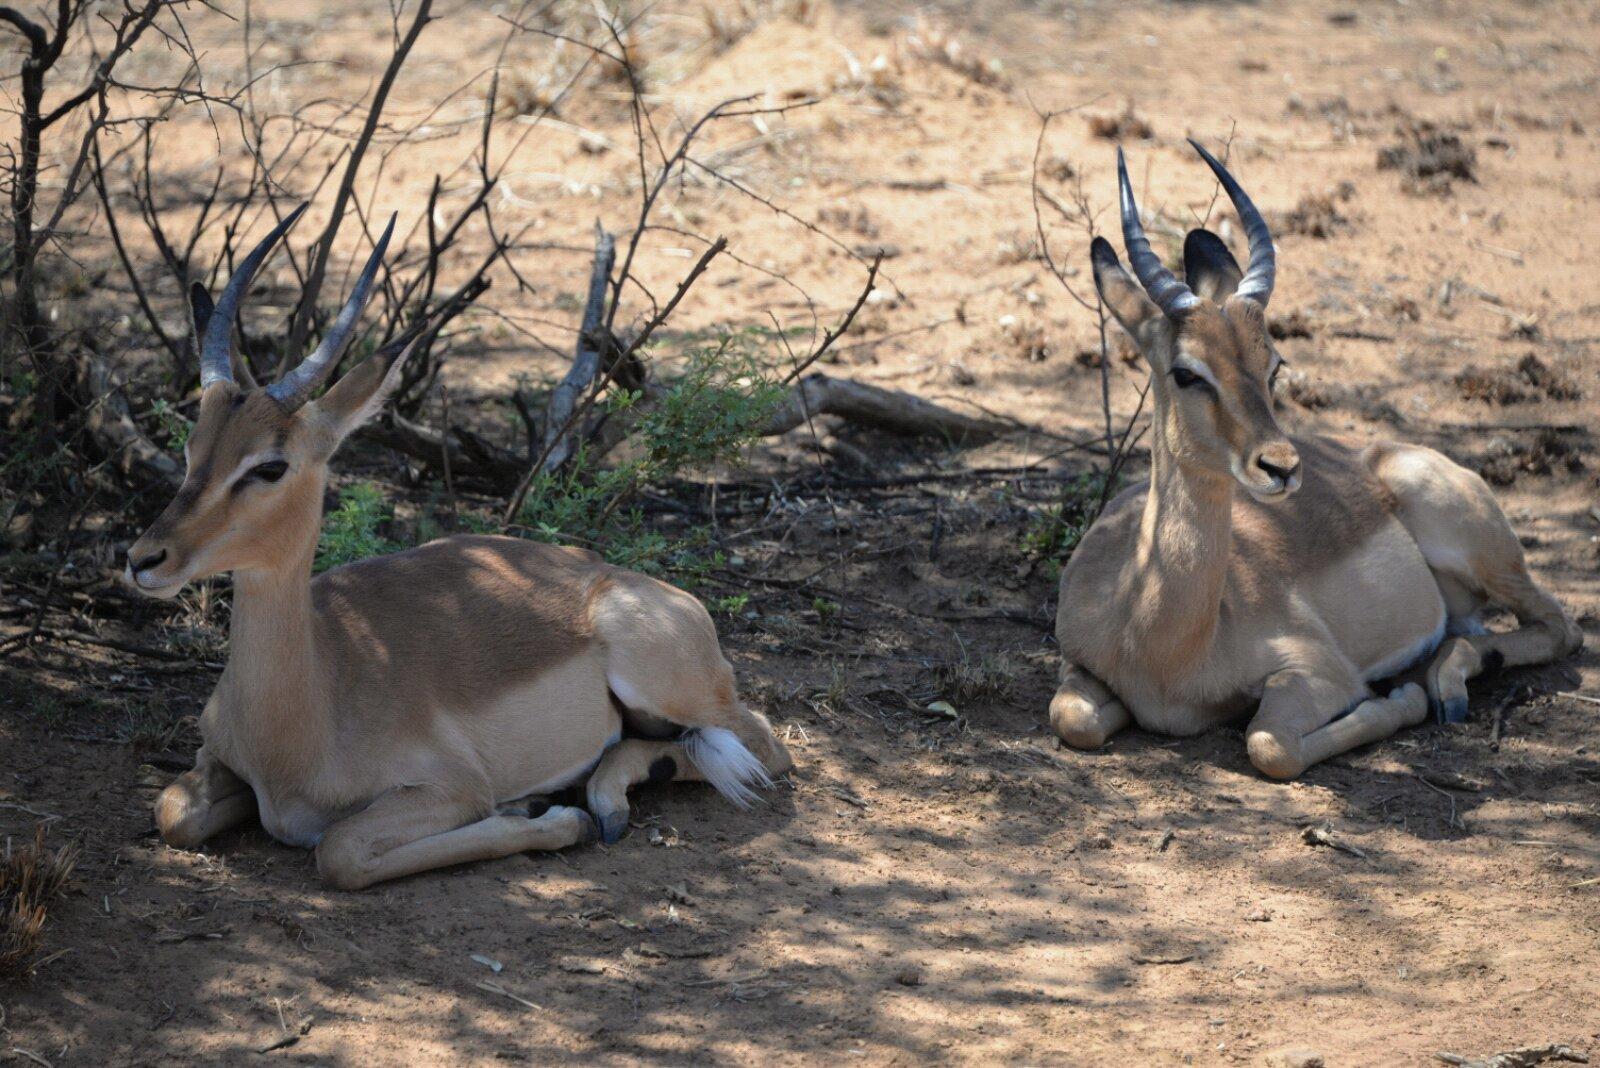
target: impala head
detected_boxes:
[126,207,409,598]
[1092,141,1300,502]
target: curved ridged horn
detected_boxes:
[1188,138,1276,307]
[1117,148,1198,317]
[199,203,307,388]
[267,213,396,411]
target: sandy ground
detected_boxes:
[3,0,1600,1064]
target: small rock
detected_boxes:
[1267,1047,1326,1068]
[557,956,606,975]
[893,966,924,987]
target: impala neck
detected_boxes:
[222,501,328,756]
[1125,411,1234,668]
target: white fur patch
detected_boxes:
[1364,607,1447,682]
[682,727,771,809]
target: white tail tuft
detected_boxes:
[681,727,772,809]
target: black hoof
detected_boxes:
[598,809,629,845]
[1439,696,1469,724]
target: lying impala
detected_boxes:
[1050,142,1581,777]
[127,207,791,889]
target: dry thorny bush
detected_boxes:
[3,0,1089,669]
[0,0,1171,685]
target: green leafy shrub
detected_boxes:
[316,482,399,572]
[1024,471,1117,569]
[515,333,785,574]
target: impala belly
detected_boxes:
[1302,517,1446,681]
[257,793,334,850]
[464,651,623,804]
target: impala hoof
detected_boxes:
[596,808,629,845]
[1439,696,1470,724]
[576,809,602,845]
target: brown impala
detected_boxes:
[1049,142,1580,777]
[127,207,791,889]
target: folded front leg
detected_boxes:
[315,785,596,891]
[1247,667,1428,779]
[1050,661,1132,749]
[156,748,258,849]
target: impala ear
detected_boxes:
[308,337,419,449]
[1183,229,1244,303]
[1090,236,1168,362]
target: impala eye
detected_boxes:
[248,460,288,484]
[1171,366,1205,389]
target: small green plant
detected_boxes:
[1024,471,1116,565]
[811,597,840,620]
[710,592,751,615]
[316,482,400,572]
[148,399,192,450]
[515,333,786,574]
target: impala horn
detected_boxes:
[197,204,307,388]
[1188,138,1276,307]
[267,212,397,411]
[1116,148,1199,318]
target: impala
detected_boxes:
[1050,142,1580,777]
[127,207,791,889]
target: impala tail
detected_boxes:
[681,727,773,809]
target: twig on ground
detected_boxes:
[1436,1044,1588,1068]
[1300,823,1368,859]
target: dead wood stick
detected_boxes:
[79,353,182,489]
[1489,686,1526,751]
[762,374,1011,444]
[284,0,435,361]
[541,222,616,472]
[1436,1043,1588,1068]
[360,413,522,488]
[17,626,213,664]
[502,237,727,523]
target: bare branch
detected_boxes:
[283,0,434,364]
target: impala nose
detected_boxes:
[1252,441,1302,491]
[128,547,167,574]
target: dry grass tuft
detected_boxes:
[1087,103,1153,141]
[933,647,1017,708]
[1456,354,1581,405]
[1479,430,1586,486]
[1,825,79,980]
[1378,122,1477,194]
[1276,182,1356,238]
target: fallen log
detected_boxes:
[762,373,1011,444]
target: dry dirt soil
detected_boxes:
[4,0,1600,1064]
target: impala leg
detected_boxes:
[1050,661,1132,749]
[1426,637,1482,724]
[1431,570,1581,723]
[1378,445,1583,723]
[315,787,596,891]
[586,739,705,844]
[155,748,258,850]
[1247,670,1429,779]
